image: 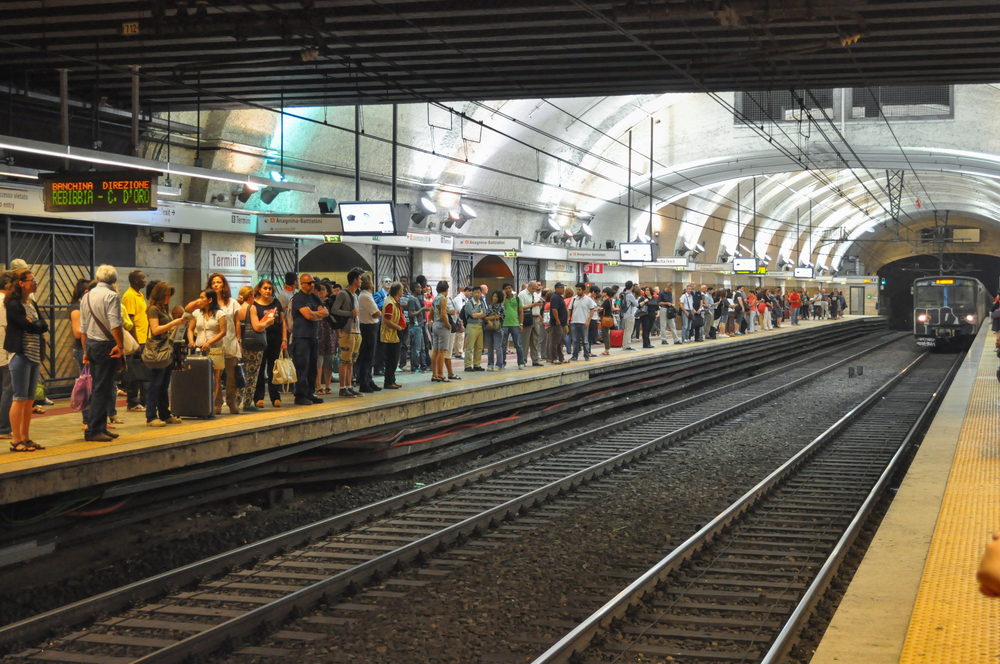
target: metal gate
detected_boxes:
[516,258,539,287]
[254,238,298,287]
[850,286,865,315]
[6,218,95,392]
[452,252,473,289]
[374,247,411,284]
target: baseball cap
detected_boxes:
[9,259,27,270]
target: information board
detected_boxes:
[794,266,814,278]
[732,258,758,274]
[43,171,157,212]
[620,242,656,262]
[338,201,396,235]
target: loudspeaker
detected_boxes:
[393,203,410,236]
[318,197,337,215]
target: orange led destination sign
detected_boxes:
[934,279,955,284]
[43,171,158,213]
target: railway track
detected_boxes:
[0,332,903,663]
[2,319,885,566]
[528,348,961,664]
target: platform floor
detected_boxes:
[811,324,999,664]
[0,315,870,506]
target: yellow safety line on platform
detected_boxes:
[899,331,1000,663]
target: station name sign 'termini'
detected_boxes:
[42,171,158,213]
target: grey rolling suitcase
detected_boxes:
[171,354,215,419]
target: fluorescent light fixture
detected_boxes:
[865,225,876,233]
[739,244,752,254]
[581,222,593,236]
[158,185,182,197]
[0,164,40,179]
[0,133,315,193]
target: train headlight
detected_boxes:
[967,314,976,323]
[917,314,929,323]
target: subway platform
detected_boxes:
[0,315,872,509]
[812,323,1000,664]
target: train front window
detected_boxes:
[946,285,975,307]
[915,286,943,308]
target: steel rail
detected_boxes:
[0,328,896,655]
[529,350,940,664]
[759,348,964,664]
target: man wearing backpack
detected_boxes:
[330,268,363,398]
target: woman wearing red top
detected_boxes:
[747,291,758,332]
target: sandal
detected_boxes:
[32,406,45,414]
[24,440,44,451]
[9,441,28,452]
[447,375,462,380]
[431,377,444,382]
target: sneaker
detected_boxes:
[294,397,314,406]
[347,388,363,397]
[518,364,526,370]
[165,416,183,424]
[674,341,683,345]
[43,398,55,406]
[147,419,166,427]
[464,368,474,372]
[473,366,485,371]
[386,383,402,389]
[661,341,669,345]
[128,404,144,412]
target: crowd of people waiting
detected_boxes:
[0,260,848,452]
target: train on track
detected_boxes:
[913,275,990,348]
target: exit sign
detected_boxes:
[503,251,518,257]
[607,260,620,266]
[323,235,342,243]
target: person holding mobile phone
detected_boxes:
[251,279,286,409]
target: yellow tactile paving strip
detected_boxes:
[900,330,1000,663]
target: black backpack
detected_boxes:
[330,292,353,330]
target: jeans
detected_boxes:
[85,340,117,437]
[484,327,503,368]
[500,325,524,367]
[398,330,410,369]
[680,311,689,342]
[570,322,591,360]
[464,324,484,369]
[292,337,318,400]
[0,364,11,434]
[357,323,378,388]
[126,344,147,408]
[408,326,426,370]
[623,317,636,348]
[791,307,799,325]
[383,342,400,387]
[146,364,174,422]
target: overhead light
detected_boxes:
[260,186,284,205]
[739,244,752,254]
[460,203,477,219]
[269,170,287,183]
[582,222,593,236]
[0,164,40,179]
[638,233,650,243]
[0,133,315,193]
[411,197,438,225]
[318,197,337,215]
[695,243,705,253]
[548,216,561,230]
[158,184,182,197]
[684,241,695,251]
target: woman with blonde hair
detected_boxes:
[187,289,227,413]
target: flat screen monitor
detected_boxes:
[794,266,814,278]
[733,257,758,274]
[338,201,397,235]
[620,243,656,262]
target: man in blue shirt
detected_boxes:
[290,274,329,405]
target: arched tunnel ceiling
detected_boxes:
[4,0,1000,109]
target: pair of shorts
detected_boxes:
[9,353,40,402]
[339,333,361,363]
[431,321,451,351]
[318,353,333,371]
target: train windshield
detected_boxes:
[915,286,944,308]
[947,285,975,307]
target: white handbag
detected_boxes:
[272,350,297,385]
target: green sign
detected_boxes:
[503,251,518,257]
[607,260,620,266]
[43,171,157,212]
[323,235,342,243]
